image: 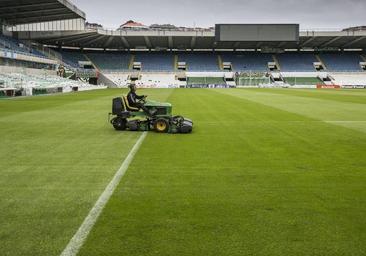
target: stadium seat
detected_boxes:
[0,34,46,58]
[134,52,174,71]
[0,72,94,92]
[277,53,317,72]
[178,52,220,71]
[58,50,89,68]
[86,52,131,71]
[319,52,363,71]
[221,52,272,72]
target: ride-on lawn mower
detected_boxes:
[109,96,193,133]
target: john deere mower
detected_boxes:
[109,96,193,133]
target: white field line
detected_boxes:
[60,132,147,256]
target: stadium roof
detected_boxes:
[20,28,366,50]
[0,0,85,25]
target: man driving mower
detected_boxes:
[127,84,156,116]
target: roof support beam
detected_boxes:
[30,31,93,40]
[342,36,366,48]
[277,42,287,48]
[43,33,95,43]
[190,37,196,49]
[301,37,317,47]
[67,34,99,44]
[144,36,152,49]
[0,0,85,25]
[86,35,106,47]
[233,42,240,49]
[104,36,115,48]
[168,36,173,48]
[321,36,342,47]
[0,3,58,11]
[120,36,130,48]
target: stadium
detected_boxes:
[0,0,365,255]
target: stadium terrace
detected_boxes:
[0,1,366,93]
[1,1,366,256]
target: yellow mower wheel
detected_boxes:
[154,118,169,133]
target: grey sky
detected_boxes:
[72,0,366,30]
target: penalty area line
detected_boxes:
[60,132,148,256]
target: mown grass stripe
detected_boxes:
[60,132,147,256]
[213,89,366,133]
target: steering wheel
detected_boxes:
[138,96,147,104]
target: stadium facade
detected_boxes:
[1,0,366,97]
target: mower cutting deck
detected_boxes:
[109,96,193,133]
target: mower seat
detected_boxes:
[123,96,140,112]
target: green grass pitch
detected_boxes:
[0,88,365,255]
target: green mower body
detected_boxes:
[109,96,193,134]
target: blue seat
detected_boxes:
[135,52,174,71]
[320,52,362,71]
[178,52,219,71]
[221,52,272,72]
[277,53,317,71]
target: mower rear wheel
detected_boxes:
[154,118,169,133]
[112,117,127,131]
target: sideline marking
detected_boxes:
[60,132,148,256]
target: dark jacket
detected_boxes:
[127,91,144,106]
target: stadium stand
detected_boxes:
[58,50,89,68]
[221,52,272,72]
[277,53,317,72]
[1,3,366,91]
[319,52,363,71]
[87,52,131,71]
[0,57,54,70]
[0,72,99,95]
[134,52,174,71]
[178,52,219,71]
[0,1,104,96]
[0,34,46,58]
